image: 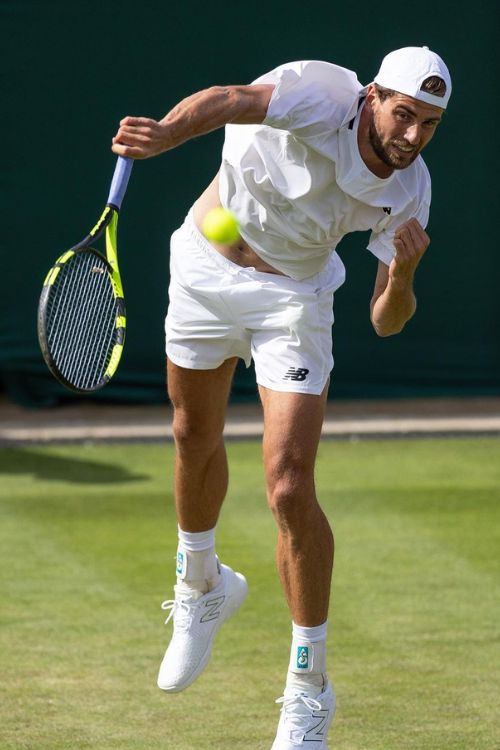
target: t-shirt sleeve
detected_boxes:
[255,60,363,136]
[367,168,432,266]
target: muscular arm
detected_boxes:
[111,84,274,159]
[370,218,430,337]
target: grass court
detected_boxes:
[1,437,499,749]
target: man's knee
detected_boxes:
[171,408,224,455]
[266,456,316,529]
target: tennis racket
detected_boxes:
[37,156,133,393]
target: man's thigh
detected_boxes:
[167,357,238,438]
[259,383,329,480]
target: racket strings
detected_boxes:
[53,266,115,389]
[49,259,113,388]
[64,262,113,387]
[60,256,116,387]
[45,252,118,390]
[51,254,98,366]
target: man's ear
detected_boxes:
[365,83,378,110]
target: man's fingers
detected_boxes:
[111,115,164,160]
[394,219,429,256]
[112,115,170,158]
[111,142,147,159]
[119,116,155,127]
[113,129,151,145]
[394,226,409,243]
[393,226,412,255]
[118,125,154,137]
[400,218,428,238]
[406,220,427,248]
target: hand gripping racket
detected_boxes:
[38,156,133,393]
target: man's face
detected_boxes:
[368,88,444,170]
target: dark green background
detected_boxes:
[2,0,498,405]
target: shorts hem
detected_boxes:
[167,350,251,370]
[166,350,225,371]
[256,374,329,396]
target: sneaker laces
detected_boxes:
[160,596,195,632]
[276,691,323,742]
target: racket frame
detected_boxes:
[37,157,132,393]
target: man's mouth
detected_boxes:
[392,142,416,154]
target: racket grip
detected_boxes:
[107,156,134,210]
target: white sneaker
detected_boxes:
[157,563,248,693]
[271,680,336,749]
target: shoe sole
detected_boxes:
[158,570,248,693]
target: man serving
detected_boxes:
[112,46,451,749]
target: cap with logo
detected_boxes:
[373,46,452,109]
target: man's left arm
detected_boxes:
[370,218,430,337]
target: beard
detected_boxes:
[368,116,420,170]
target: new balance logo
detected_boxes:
[304,709,329,741]
[200,595,225,623]
[383,206,392,215]
[176,552,185,577]
[297,646,309,669]
[283,367,309,382]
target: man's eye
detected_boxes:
[396,112,410,121]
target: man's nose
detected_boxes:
[405,124,421,145]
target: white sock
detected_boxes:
[176,526,220,594]
[287,621,328,691]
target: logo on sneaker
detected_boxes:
[304,709,329,741]
[200,595,225,623]
[283,367,309,382]
[297,646,309,669]
[176,552,185,577]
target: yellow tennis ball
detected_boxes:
[201,207,240,244]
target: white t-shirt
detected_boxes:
[219,60,431,281]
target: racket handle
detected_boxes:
[107,156,134,210]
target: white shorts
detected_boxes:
[165,212,346,395]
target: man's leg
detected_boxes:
[168,357,237,532]
[260,384,336,749]
[157,357,248,692]
[260,384,333,626]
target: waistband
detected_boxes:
[181,209,344,293]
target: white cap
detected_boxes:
[374,46,452,109]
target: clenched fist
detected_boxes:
[391,218,430,286]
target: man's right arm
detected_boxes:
[111,84,274,159]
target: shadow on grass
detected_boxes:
[0,447,147,484]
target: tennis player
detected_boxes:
[112,46,451,749]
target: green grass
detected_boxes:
[1,438,499,750]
